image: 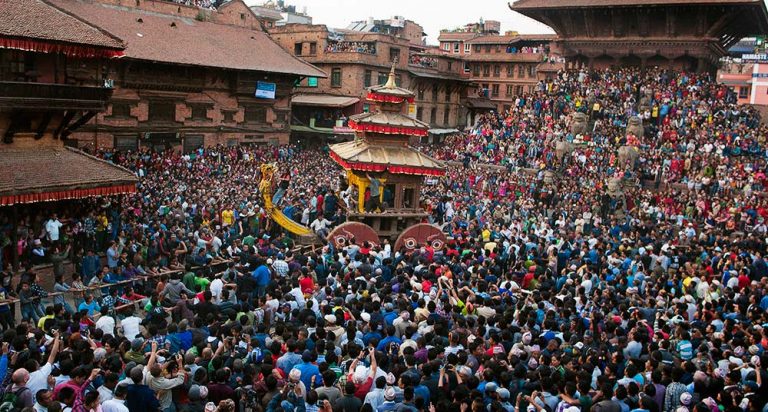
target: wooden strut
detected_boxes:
[61,111,96,139]
[35,111,53,140]
[54,111,77,140]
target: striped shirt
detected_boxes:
[676,340,693,360]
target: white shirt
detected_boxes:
[45,219,63,241]
[210,278,224,304]
[120,316,142,340]
[211,236,222,253]
[28,362,53,397]
[97,385,114,403]
[310,218,332,232]
[101,399,128,412]
[96,316,116,337]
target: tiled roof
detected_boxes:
[330,140,444,170]
[0,146,138,197]
[349,112,429,129]
[50,0,326,77]
[511,0,763,9]
[467,35,520,45]
[437,32,479,42]
[0,0,123,49]
[292,94,359,108]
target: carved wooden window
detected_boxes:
[331,68,342,87]
[111,102,131,118]
[114,134,138,151]
[223,110,237,123]
[149,101,175,122]
[243,106,267,123]
[190,104,209,121]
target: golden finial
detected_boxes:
[384,58,398,89]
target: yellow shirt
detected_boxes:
[38,315,54,330]
[222,210,234,226]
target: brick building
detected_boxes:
[0,0,139,268]
[268,22,474,141]
[438,28,558,113]
[510,0,768,72]
[44,0,325,151]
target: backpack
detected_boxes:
[0,387,28,412]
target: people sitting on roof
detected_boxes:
[409,54,438,69]
[325,41,376,54]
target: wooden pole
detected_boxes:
[10,204,18,273]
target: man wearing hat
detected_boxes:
[375,387,399,411]
[179,384,208,412]
[123,339,147,365]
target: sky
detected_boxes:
[245,0,555,44]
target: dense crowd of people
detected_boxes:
[0,66,766,412]
[409,55,438,69]
[505,45,549,55]
[325,42,377,54]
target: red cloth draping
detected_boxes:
[0,37,124,59]
[366,92,414,104]
[349,120,428,137]
[329,151,444,176]
[0,184,135,206]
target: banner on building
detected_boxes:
[742,54,768,62]
[255,81,276,99]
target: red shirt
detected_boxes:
[299,276,314,294]
[352,376,373,401]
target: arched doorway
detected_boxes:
[645,54,669,69]
[619,54,642,67]
[569,54,588,69]
[593,54,615,69]
[672,55,697,72]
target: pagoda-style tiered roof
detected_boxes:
[365,64,416,103]
[329,62,444,177]
[348,112,429,137]
[329,140,444,176]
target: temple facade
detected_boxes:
[510,0,768,72]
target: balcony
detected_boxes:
[0,81,113,111]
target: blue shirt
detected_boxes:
[78,300,101,316]
[292,361,323,390]
[276,352,302,374]
[376,336,403,352]
[252,265,270,286]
